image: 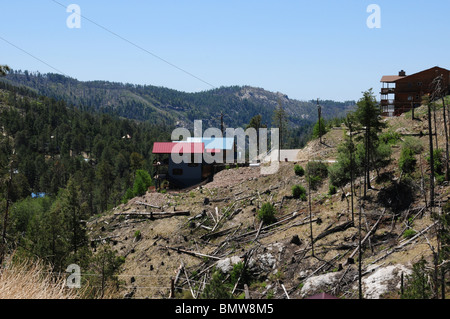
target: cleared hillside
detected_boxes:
[87,100,449,299]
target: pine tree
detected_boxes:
[354,89,387,197]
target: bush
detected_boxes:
[122,170,153,202]
[306,161,328,190]
[380,131,401,146]
[200,270,232,299]
[258,203,276,224]
[134,230,142,241]
[402,137,424,155]
[292,185,307,201]
[328,184,337,195]
[426,149,444,175]
[399,147,417,175]
[402,257,432,299]
[294,165,305,176]
[403,229,417,239]
[313,118,327,139]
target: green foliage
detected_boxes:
[399,147,417,175]
[403,229,417,239]
[402,137,424,155]
[427,149,444,175]
[134,230,141,241]
[313,118,327,139]
[85,245,126,298]
[200,270,233,299]
[123,169,152,202]
[292,185,307,201]
[328,184,337,195]
[230,262,249,287]
[306,161,328,190]
[426,148,446,185]
[380,131,401,146]
[294,164,305,176]
[258,202,276,225]
[402,257,432,299]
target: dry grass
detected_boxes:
[0,256,79,299]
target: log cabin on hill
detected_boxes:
[152,138,235,189]
[380,66,450,117]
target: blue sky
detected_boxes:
[1,1,449,101]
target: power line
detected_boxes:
[50,0,216,89]
[0,35,67,76]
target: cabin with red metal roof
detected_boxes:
[152,138,237,189]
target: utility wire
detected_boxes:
[50,0,216,88]
[0,35,67,76]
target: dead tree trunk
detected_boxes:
[427,97,435,207]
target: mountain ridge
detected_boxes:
[2,70,355,131]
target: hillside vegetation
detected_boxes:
[1,69,449,299]
[83,94,450,299]
[2,70,354,148]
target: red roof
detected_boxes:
[380,75,405,83]
[152,142,205,154]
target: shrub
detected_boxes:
[292,185,307,201]
[426,149,444,175]
[313,118,327,139]
[306,161,328,190]
[403,229,417,239]
[402,257,432,299]
[399,147,417,175]
[328,184,337,195]
[200,270,232,299]
[134,230,142,241]
[294,165,305,176]
[402,137,424,155]
[258,203,276,224]
[132,170,152,197]
[380,131,401,146]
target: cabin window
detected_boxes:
[407,96,413,101]
[417,82,423,87]
[172,168,183,176]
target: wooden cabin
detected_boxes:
[380,66,450,116]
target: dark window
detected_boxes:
[172,168,183,176]
[417,82,423,87]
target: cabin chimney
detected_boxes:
[399,70,406,76]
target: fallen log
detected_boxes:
[114,211,190,218]
[346,209,386,263]
[135,201,161,209]
[368,221,438,266]
[164,246,221,261]
[200,226,240,240]
[313,221,354,243]
[232,212,301,240]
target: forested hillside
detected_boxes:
[2,70,355,135]
[0,79,171,215]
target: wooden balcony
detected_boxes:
[380,99,395,106]
[381,88,395,94]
